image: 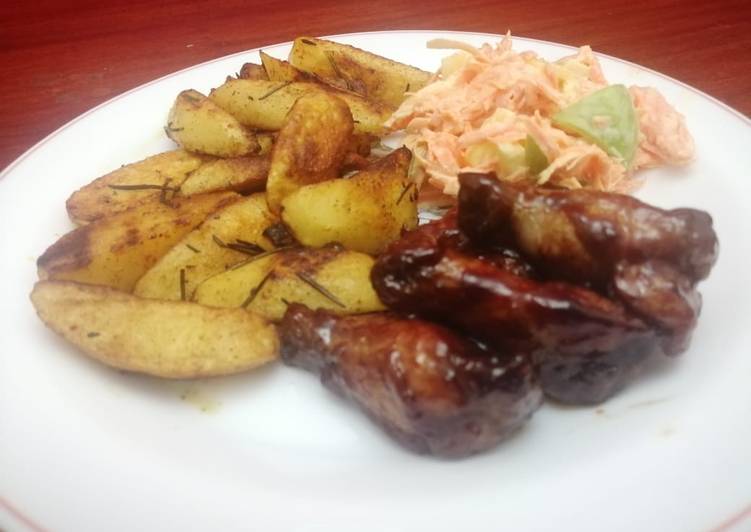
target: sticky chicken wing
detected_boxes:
[371,219,659,404]
[457,173,719,288]
[456,173,715,357]
[280,304,542,457]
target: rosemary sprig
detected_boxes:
[240,271,273,308]
[212,235,265,256]
[179,268,187,301]
[159,177,174,205]
[228,246,295,271]
[396,182,414,205]
[295,271,345,308]
[259,81,292,100]
[107,183,179,192]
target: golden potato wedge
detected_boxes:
[194,246,385,320]
[288,37,431,108]
[166,90,260,157]
[260,51,315,82]
[179,155,269,196]
[134,193,279,301]
[281,147,417,255]
[66,149,210,225]
[238,62,269,80]
[38,192,239,292]
[209,79,390,136]
[265,91,353,214]
[31,280,278,378]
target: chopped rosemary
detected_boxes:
[295,271,345,308]
[228,246,295,271]
[234,239,265,254]
[213,234,265,256]
[405,83,411,92]
[301,38,316,45]
[87,332,100,338]
[280,297,291,306]
[165,122,184,132]
[108,183,179,192]
[396,182,414,205]
[241,271,272,308]
[259,81,291,100]
[159,177,173,205]
[186,244,201,253]
[179,268,187,301]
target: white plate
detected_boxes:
[1,31,750,532]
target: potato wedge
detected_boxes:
[166,90,260,157]
[260,51,315,82]
[288,37,431,108]
[209,79,390,136]
[180,155,269,196]
[38,192,239,292]
[66,149,210,225]
[194,246,385,320]
[238,62,269,80]
[265,91,353,213]
[281,147,417,255]
[134,193,279,300]
[31,281,278,378]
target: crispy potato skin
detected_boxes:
[209,79,390,136]
[282,147,418,255]
[31,281,278,378]
[38,192,239,292]
[166,90,259,157]
[194,246,385,320]
[134,193,279,301]
[288,37,431,108]
[265,92,353,214]
[180,155,270,196]
[66,150,210,225]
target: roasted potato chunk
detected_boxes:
[260,51,315,82]
[194,246,385,320]
[31,281,278,378]
[209,79,390,136]
[179,155,269,196]
[166,90,259,157]
[238,62,269,80]
[281,147,417,255]
[288,37,431,108]
[38,192,239,292]
[134,193,279,300]
[66,150,209,225]
[265,91,353,213]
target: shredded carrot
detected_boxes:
[387,34,694,195]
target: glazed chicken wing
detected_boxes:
[371,220,659,404]
[456,173,714,356]
[280,304,542,457]
[457,173,718,288]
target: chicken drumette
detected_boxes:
[456,173,717,355]
[280,304,542,458]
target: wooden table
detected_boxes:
[1,0,749,171]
